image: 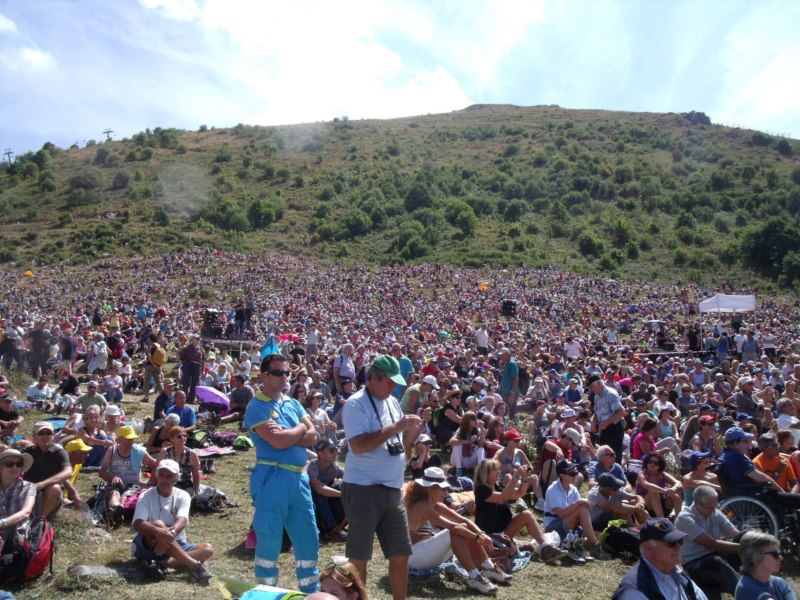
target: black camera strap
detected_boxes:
[365,389,403,447]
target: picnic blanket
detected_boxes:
[195,446,237,458]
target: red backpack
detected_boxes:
[0,517,56,583]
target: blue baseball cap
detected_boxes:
[725,427,754,443]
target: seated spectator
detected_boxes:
[23,421,72,517]
[166,391,197,432]
[0,450,36,584]
[102,404,123,443]
[308,440,346,541]
[612,518,708,600]
[718,427,800,517]
[635,452,683,519]
[682,451,721,506]
[495,429,544,511]
[146,413,180,455]
[407,434,441,479]
[448,412,486,478]
[473,459,566,563]
[587,445,627,489]
[98,425,157,525]
[735,531,796,600]
[434,390,464,447]
[631,417,672,460]
[587,473,647,531]
[753,431,800,493]
[103,365,124,404]
[306,391,336,445]
[153,378,176,424]
[404,466,510,595]
[77,407,113,468]
[538,427,583,492]
[132,459,213,583]
[63,439,92,509]
[317,559,369,600]
[690,415,722,457]
[156,426,201,495]
[544,460,610,563]
[76,380,108,413]
[675,485,741,596]
[656,407,678,444]
[0,395,22,440]
[219,374,253,425]
[25,376,53,411]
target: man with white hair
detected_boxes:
[132,459,214,583]
[333,343,355,394]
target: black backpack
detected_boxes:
[191,487,237,514]
[600,521,641,558]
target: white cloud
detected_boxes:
[139,0,200,22]
[0,13,16,33]
[0,46,55,72]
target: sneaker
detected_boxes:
[534,498,546,512]
[566,549,587,565]
[512,498,528,513]
[482,565,512,585]
[587,541,612,560]
[189,561,213,584]
[539,544,569,563]
[140,397,149,403]
[573,541,594,562]
[466,574,498,595]
[139,559,165,580]
[244,529,257,550]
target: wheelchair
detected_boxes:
[716,464,800,558]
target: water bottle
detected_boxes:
[564,530,575,549]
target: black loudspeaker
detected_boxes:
[501,299,517,317]
[663,341,676,351]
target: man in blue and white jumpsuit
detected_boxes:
[245,353,320,593]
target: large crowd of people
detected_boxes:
[0,251,798,598]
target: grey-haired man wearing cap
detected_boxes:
[132,459,214,583]
[613,518,708,600]
[342,354,422,600]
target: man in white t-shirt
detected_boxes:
[132,459,214,583]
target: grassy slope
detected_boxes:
[1,105,799,288]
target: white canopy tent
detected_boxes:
[698,294,756,313]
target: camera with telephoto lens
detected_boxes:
[386,441,404,455]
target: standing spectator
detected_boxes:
[333,344,355,394]
[179,334,204,404]
[612,518,708,600]
[59,326,76,377]
[23,421,72,517]
[390,343,414,400]
[741,331,760,365]
[735,531,797,600]
[244,353,320,594]
[497,348,520,419]
[674,485,741,596]
[341,355,422,600]
[27,322,50,379]
[587,374,626,463]
[132,459,213,583]
[141,334,165,403]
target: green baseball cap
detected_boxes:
[371,354,406,385]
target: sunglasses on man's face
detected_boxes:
[36,431,53,437]
[267,369,291,377]
[3,461,23,469]
[661,539,684,548]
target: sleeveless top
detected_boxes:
[110,446,140,486]
[163,446,193,489]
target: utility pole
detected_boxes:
[103,129,113,141]
[3,149,12,165]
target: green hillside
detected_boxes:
[2,104,800,289]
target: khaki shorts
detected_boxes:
[342,482,411,561]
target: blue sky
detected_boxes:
[1,0,799,154]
